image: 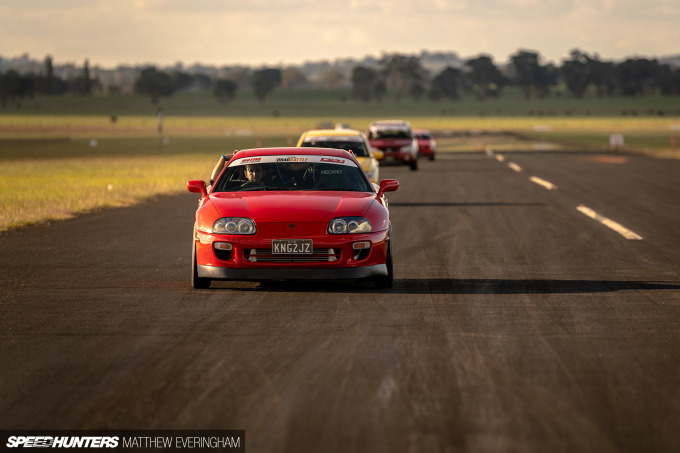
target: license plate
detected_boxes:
[272,239,313,254]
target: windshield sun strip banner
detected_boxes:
[231,155,357,167]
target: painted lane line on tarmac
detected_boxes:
[495,154,505,162]
[530,176,557,190]
[508,162,522,172]
[577,205,643,240]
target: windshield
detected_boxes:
[213,155,373,193]
[300,137,370,157]
[368,129,411,140]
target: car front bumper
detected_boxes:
[194,227,389,281]
[377,150,417,165]
[198,263,387,281]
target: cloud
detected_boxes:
[0,0,678,67]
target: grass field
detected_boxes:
[1,89,679,232]
[0,137,263,232]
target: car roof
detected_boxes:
[301,129,363,138]
[231,147,354,160]
[369,120,410,126]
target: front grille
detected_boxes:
[244,248,341,263]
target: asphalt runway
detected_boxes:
[1,149,679,452]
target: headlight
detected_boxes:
[212,217,256,235]
[400,144,415,154]
[328,217,372,234]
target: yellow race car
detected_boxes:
[297,128,383,184]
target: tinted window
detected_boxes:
[300,139,369,157]
[369,129,411,140]
[213,159,372,192]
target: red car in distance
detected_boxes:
[187,148,399,289]
[414,129,437,160]
[367,120,419,171]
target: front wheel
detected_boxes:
[192,239,211,289]
[375,229,394,289]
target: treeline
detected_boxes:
[2,49,680,109]
[350,49,680,103]
[0,57,101,108]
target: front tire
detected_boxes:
[375,227,394,289]
[192,239,211,289]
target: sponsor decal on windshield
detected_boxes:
[276,157,309,162]
[231,155,355,167]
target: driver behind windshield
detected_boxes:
[244,164,264,183]
[214,159,371,192]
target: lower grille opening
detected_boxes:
[353,248,370,261]
[244,248,341,263]
[214,249,232,261]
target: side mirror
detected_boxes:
[372,149,384,160]
[377,179,399,198]
[187,180,207,198]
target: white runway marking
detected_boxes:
[530,176,557,190]
[508,162,522,172]
[577,205,643,240]
[495,154,505,162]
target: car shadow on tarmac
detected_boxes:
[210,278,680,294]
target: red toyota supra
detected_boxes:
[187,147,399,289]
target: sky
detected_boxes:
[1,0,679,68]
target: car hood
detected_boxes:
[208,191,377,222]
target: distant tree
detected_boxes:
[82,59,92,94]
[589,58,617,97]
[373,79,387,102]
[214,78,238,103]
[561,49,592,98]
[351,66,378,102]
[281,67,308,89]
[192,74,213,91]
[616,58,661,96]
[321,68,345,90]
[251,68,281,103]
[658,65,680,96]
[65,59,95,95]
[381,54,426,102]
[510,50,540,99]
[535,63,558,98]
[171,71,193,91]
[44,55,56,94]
[0,70,34,108]
[134,66,174,105]
[34,55,67,95]
[465,55,504,101]
[429,66,462,101]
[409,82,425,101]
[510,49,556,98]
[228,68,251,89]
